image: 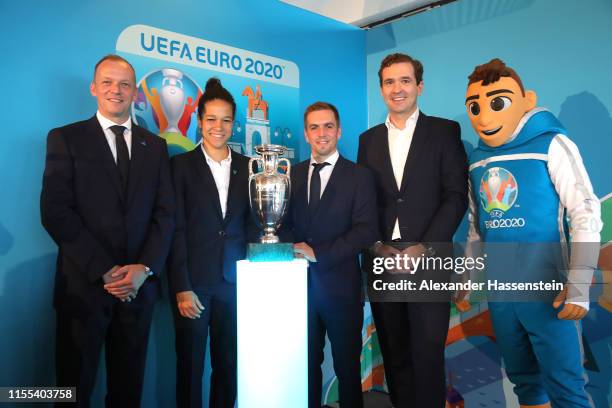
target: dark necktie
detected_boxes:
[309,162,330,215]
[110,125,129,194]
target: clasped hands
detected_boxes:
[103,264,148,302]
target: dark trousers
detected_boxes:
[308,301,364,408]
[55,299,155,408]
[172,293,237,408]
[370,301,450,408]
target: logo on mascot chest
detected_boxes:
[479,167,525,229]
[479,167,518,212]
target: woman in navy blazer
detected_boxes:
[168,78,255,408]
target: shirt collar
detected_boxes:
[201,143,232,165]
[96,111,132,131]
[385,108,420,131]
[310,149,340,167]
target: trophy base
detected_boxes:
[247,243,294,262]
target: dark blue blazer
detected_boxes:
[289,155,379,306]
[357,112,468,242]
[41,116,175,312]
[168,147,256,295]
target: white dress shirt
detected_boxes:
[96,111,132,162]
[307,150,340,203]
[386,108,420,240]
[202,145,232,218]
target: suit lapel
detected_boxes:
[191,147,224,222]
[126,127,147,207]
[313,156,345,218]
[399,112,428,194]
[374,125,399,195]
[224,150,242,223]
[294,162,310,224]
[87,117,124,202]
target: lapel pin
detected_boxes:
[140,140,147,146]
[233,169,238,175]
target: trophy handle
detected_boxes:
[249,157,263,177]
[278,158,291,177]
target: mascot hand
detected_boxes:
[553,286,588,320]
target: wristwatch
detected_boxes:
[143,265,154,277]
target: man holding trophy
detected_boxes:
[287,102,379,408]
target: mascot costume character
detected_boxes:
[464,58,602,408]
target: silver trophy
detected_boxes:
[249,145,291,243]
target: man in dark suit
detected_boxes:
[357,53,468,407]
[167,78,254,408]
[40,54,175,406]
[290,102,378,408]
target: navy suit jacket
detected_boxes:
[167,147,256,295]
[41,116,175,312]
[288,155,379,306]
[357,112,468,242]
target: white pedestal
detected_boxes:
[236,259,308,408]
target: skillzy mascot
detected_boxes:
[464,58,601,408]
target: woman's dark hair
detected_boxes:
[197,77,236,118]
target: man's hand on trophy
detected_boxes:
[294,242,317,262]
[176,291,205,319]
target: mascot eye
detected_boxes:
[490,96,512,111]
[469,102,480,115]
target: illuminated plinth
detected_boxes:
[236,259,308,407]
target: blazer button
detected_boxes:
[219,230,227,238]
[397,198,404,203]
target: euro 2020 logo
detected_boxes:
[479,167,518,214]
[132,68,202,157]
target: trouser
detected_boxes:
[308,301,364,408]
[370,301,450,408]
[55,298,155,408]
[488,302,591,407]
[172,292,237,408]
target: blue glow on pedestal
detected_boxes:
[237,259,308,407]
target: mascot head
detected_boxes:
[465,58,537,147]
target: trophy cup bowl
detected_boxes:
[249,144,291,244]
